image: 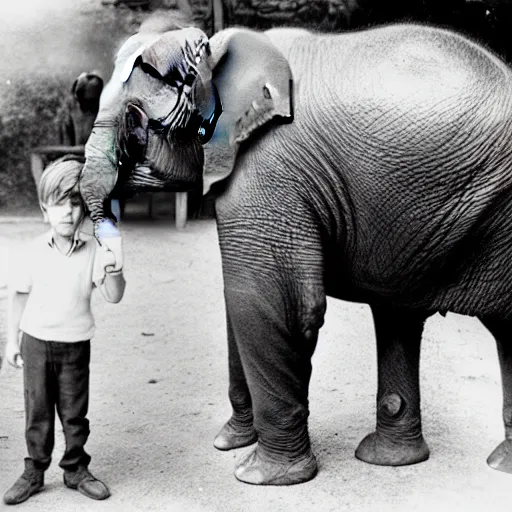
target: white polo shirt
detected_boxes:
[10,230,105,342]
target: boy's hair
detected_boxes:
[38,156,85,207]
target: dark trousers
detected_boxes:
[20,333,92,471]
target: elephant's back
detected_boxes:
[287,24,512,189]
[346,23,509,84]
[361,25,509,111]
[287,24,512,204]
[290,23,512,126]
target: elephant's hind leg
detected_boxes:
[480,317,512,474]
[214,310,258,451]
[356,305,430,466]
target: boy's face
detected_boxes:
[43,194,84,238]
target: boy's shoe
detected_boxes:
[63,466,110,500]
[3,458,44,505]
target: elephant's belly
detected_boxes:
[323,255,397,306]
[324,276,422,309]
[324,224,512,319]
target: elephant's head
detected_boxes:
[79,26,293,231]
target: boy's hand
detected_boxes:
[5,340,23,369]
[97,229,124,273]
[97,244,121,273]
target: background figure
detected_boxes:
[57,72,104,147]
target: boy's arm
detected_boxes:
[97,270,126,303]
[6,243,31,368]
[6,290,29,367]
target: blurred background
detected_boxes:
[0,0,510,213]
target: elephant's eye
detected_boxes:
[140,62,162,81]
[140,60,186,91]
[183,72,195,88]
[164,67,185,89]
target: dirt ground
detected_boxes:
[1,203,512,511]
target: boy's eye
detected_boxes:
[49,196,81,207]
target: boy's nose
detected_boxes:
[61,203,74,216]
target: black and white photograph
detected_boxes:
[1,1,512,510]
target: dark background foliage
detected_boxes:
[0,76,68,209]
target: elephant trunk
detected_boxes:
[80,120,125,270]
[80,120,119,228]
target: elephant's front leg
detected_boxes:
[481,318,512,474]
[224,281,323,485]
[356,305,430,466]
[213,311,258,450]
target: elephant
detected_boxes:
[57,71,104,146]
[80,22,512,485]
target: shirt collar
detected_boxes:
[46,229,86,256]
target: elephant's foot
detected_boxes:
[213,420,258,451]
[355,431,430,466]
[487,439,512,473]
[234,447,318,486]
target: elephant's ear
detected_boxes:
[202,28,293,192]
[210,28,293,146]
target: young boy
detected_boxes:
[3,157,126,505]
